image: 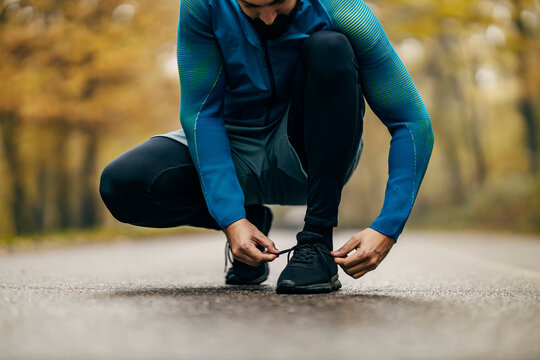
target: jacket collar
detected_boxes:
[228,0,309,48]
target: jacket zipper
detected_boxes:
[262,40,276,126]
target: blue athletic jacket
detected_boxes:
[166,0,434,241]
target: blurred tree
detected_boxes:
[377,0,540,232]
[1,0,538,237]
[511,0,540,173]
[377,0,492,201]
[0,0,179,234]
[0,7,35,233]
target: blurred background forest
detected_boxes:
[0,0,539,241]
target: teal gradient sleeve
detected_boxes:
[321,0,435,241]
[177,0,246,228]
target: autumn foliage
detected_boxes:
[0,0,539,237]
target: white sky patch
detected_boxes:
[492,5,511,23]
[520,10,538,30]
[157,52,178,79]
[485,25,506,46]
[396,38,425,66]
[113,4,135,24]
[476,67,498,88]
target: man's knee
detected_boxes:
[99,151,205,225]
[301,30,357,80]
[99,159,140,223]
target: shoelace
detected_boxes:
[277,242,324,264]
[224,242,274,272]
[224,241,325,271]
[224,242,234,272]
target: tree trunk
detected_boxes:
[439,124,465,203]
[0,112,33,234]
[514,0,540,174]
[79,127,100,228]
[33,163,47,232]
[427,38,466,203]
[51,123,73,230]
[519,97,539,174]
[461,62,487,187]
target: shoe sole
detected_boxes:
[275,274,342,294]
[225,264,269,286]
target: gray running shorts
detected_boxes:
[152,111,363,206]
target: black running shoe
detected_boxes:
[276,231,341,294]
[225,205,273,285]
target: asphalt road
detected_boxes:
[1,229,539,360]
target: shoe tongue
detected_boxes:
[296,231,324,245]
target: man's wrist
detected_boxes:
[223,217,247,236]
[368,226,396,243]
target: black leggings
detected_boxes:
[99,30,365,230]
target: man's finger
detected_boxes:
[331,238,360,258]
[258,253,278,263]
[237,248,260,267]
[256,235,279,254]
[346,261,376,278]
[335,251,368,268]
[243,244,278,265]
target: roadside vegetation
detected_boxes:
[1,0,538,246]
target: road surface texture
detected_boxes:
[1,229,539,360]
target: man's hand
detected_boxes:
[224,218,279,267]
[331,228,394,279]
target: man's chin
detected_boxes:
[248,20,292,41]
